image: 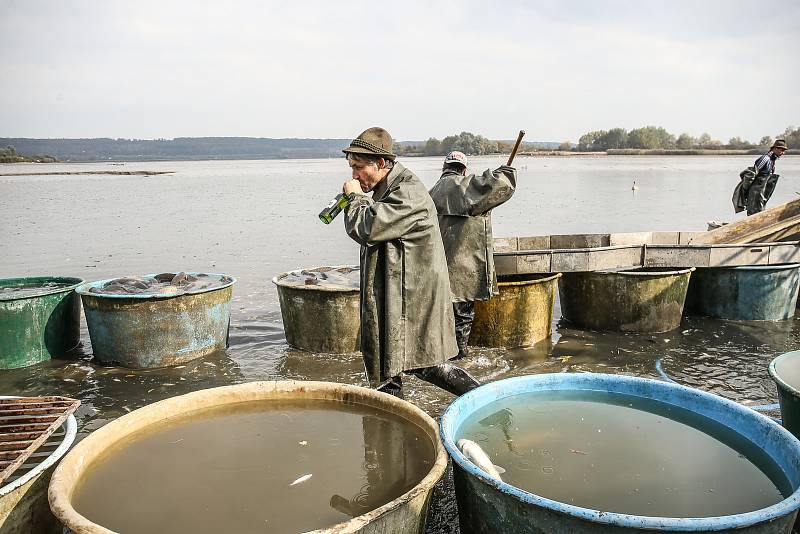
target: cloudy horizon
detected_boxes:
[1,0,798,143]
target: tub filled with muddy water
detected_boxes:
[441,373,800,533]
[49,381,447,534]
[273,266,361,353]
[76,272,235,368]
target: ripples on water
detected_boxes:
[2,156,799,532]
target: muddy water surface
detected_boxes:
[458,390,789,517]
[2,156,800,531]
[73,399,433,533]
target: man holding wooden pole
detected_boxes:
[429,131,523,358]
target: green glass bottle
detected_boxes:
[319,193,351,224]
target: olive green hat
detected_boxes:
[771,139,789,151]
[342,127,397,161]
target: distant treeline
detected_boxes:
[394,132,557,157]
[0,137,351,162]
[0,145,57,163]
[0,135,558,163]
[566,125,800,152]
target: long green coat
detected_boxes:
[344,162,457,385]
[429,166,516,302]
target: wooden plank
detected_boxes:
[708,244,770,267]
[518,236,551,250]
[644,245,711,268]
[689,198,800,245]
[587,245,643,271]
[550,234,610,249]
[516,252,552,274]
[769,243,800,265]
[552,250,590,271]
[492,237,518,253]
[494,254,518,276]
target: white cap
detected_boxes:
[443,151,468,167]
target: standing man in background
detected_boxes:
[429,151,517,359]
[341,127,481,398]
[747,139,789,215]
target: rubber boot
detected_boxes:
[452,301,475,361]
[376,375,403,399]
[409,363,480,396]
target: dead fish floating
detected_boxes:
[289,473,313,486]
[457,439,506,482]
[88,272,232,296]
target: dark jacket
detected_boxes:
[428,166,517,301]
[344,162,457,384]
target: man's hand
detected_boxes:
[343,179,364,196]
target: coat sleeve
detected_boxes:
[464,165,517,216]
[343,185,427,245]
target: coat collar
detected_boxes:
[371,162,406,201]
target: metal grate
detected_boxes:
[0,396,80,485]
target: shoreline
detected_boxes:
[0,170,175,176]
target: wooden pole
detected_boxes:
[506,130,526,166]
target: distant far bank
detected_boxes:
[0,137,781,164]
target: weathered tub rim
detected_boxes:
[713,262,800,273]
[495,272,562,287]
[48,380,448,534]
[441,372,800,531]
[0,276,84,302]
[75,272,236,299]
[272,265,360,294]
[591,267,696,277]
[770,350,800,398]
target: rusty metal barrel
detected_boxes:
[471,273,561,348]
[76,273,235,368]
[559,267,694,333]
[273,266,360,353]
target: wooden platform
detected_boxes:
[493,231,800,275]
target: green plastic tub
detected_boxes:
[0,277,83,369]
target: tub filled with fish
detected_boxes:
[76,272,235,368]
[440,373,800,533]
[0,276,84,369]
[48,381,447,534]
[273,266,361,353]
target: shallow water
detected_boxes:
[457,390,788,517]
[73,399,433,533]
[2,155,800,532]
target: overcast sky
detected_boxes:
[1,0,797,142]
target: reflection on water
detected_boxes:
[2,157,800,532]
[72,400,433,533]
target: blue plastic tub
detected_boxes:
[441,373,800,533]
[686,263,800,321]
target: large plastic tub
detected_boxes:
[471,273,561,348]
[76,273,235,368]
[49,381,447,534]
[441,373,800,533]
[0,277,83,369]
[687,264,800,321]
[559,268,694,332]
[770,350,800,440]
